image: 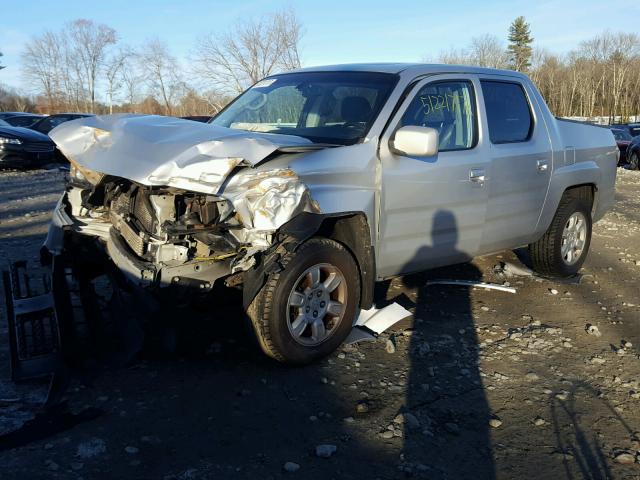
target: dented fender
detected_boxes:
[242,212,376,310]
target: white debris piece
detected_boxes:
[493,262,534,277]
[355,303,412,332]
[344,303,412,345]
[426,279,517,294]
[586,324,602,337]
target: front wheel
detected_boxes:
[246,238,360,364]
[528,192,592,277]
[629,151,639,170]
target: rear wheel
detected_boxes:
[528,191,592,277]
[246,238,360,364]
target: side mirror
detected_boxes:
[390,126,439,157]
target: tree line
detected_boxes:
[1,14,640,122]
[1,9,301,116]
[435,17,640,122]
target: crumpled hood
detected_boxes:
[49,113,315,194]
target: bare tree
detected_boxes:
[104,47,131,114]
[67,19,117,112]
[139,39,183,115]
[119,51,144,110]
[0,85,35,112]
[22,31,65,112]
[437,35,508,68]
[22,20,117,113]
[201,89,232,114]
[194,8,303,94]
[436,46,473,65]
[470,34,509,68]
[432,30,640,121]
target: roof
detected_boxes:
[2,113,44,117]
[50,113,95,117]
[287,62,529,79]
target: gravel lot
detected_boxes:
[0,167,639,479]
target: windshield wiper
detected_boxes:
[277,143,341,153]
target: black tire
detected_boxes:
[629,151,639,170]
[246,238,360,364]
[528,190,592,277]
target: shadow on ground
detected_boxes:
[0,213,496,479]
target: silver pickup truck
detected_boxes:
[12,63,617,370]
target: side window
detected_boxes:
[400,81,476,152]
[480,80,533,143]
[38,116,69,133]
[37,117,58,132]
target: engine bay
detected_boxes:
[78,177,247,274]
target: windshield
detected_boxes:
[0,119,10,127]
[612,129,633,141]
[211,71,398,145]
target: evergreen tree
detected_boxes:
[507,16,533,72]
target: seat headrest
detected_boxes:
[341,96,372,123]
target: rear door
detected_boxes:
[377,74,490,278]
[478,77,552,253]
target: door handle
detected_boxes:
[469,169,486,184]
[537,159,549,172]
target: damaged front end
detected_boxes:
[5,114,324,380]
[68,179,244,291]
[50,113,323,284]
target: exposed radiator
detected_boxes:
[119,220,145,256]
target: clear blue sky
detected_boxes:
[1,0,637,93]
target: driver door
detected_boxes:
[377,74,490,278]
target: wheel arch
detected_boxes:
[564,183,596,210]
[242,212,375,310]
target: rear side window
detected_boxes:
[36,116,70,133]
[481,80,533,143]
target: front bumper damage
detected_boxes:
[44,191,235,290]
[3,114,329,381]
[5,179,315,380]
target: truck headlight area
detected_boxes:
[69,163,86,182]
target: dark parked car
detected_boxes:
[610,123,640,139]
[625,135,640,170]
[3,113,46,128]
[610,128,633,165]
[29,113,95,135]
[0,118,57,168]
[181,115,213,123]
[0,112,32,120]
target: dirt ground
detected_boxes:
[0,167,639,480]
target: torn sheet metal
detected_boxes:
[49,114,315,195]
[426,279,517,293]
[223,168,321,249]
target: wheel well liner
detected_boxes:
[564,183,595,211]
